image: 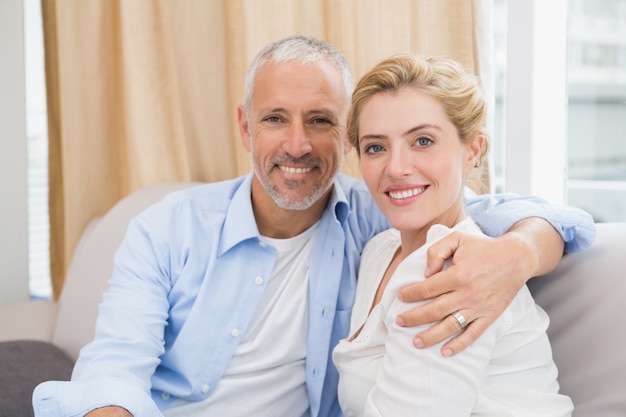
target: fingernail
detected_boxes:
[413,338,424,349]
[395,316,405,327]
[397,291,404,302]
[424,266,431,276]
[443,348,453,357]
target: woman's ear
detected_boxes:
[465,133,485,172]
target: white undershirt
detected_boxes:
[165,222,319,417]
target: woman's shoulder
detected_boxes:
[363,228,400,257]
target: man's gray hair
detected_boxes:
[243,34,354,116]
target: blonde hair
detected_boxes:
[347,55,489,163]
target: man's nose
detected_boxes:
[283,123,312,157]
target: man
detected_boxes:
[33,34,594,417]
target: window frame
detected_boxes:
[0,0,30,303]
[502,0,569,204]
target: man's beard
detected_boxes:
[253,152,341,211]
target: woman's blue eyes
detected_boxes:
[363,137,433,154]
[417,137,433,146]
[364,144,384,154]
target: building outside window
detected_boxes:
[493,0,626,222]
[566,0,626,222]
[24,0,50,299]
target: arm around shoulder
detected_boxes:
[467,192,596,254]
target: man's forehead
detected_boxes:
[255,60,344,93]
[251,62,347,115]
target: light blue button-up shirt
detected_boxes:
[33,173,595,417]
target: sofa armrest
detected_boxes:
[0,340,74,417]
[0,300,58,342]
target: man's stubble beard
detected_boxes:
[250,143,343,211]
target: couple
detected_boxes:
[34,35,591,416]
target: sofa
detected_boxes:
[0,182,624,416]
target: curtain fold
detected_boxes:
[43,0,491,299]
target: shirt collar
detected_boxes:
[327,176,349,225]
[219,173,260,256]
[219,173,350,256]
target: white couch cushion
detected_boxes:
[528,222,626,416]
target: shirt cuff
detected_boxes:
[33,377,163,417]
[467,193,596,254]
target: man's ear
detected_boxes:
[238,105,252,152]
[343,136,353,156]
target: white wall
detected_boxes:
[0,0,30,304]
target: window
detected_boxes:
[24,0,51,299]
[566,0,626,222]
[494,0,626,222]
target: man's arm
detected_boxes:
[394,192,596,357]
[396,217,563,357]
[32,211,171,416]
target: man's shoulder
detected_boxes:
[332,173,389,228]
[141,175,248,221]
[168,176,245,203]
[335,173,366,189]
[334,173,371,202]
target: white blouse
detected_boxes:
[332,219,573,417]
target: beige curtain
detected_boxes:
[42,0,490,299]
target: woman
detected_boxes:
[332,55,573,416]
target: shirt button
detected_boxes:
[201,384,210,394]
[231,328,240,337]
[254,276,264,285]
[161,392,170,400]
[259,241,267,248]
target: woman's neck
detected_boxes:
[398,205,468,259]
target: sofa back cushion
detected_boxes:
[528,222,626,416]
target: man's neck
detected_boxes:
[251,182,331,239]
